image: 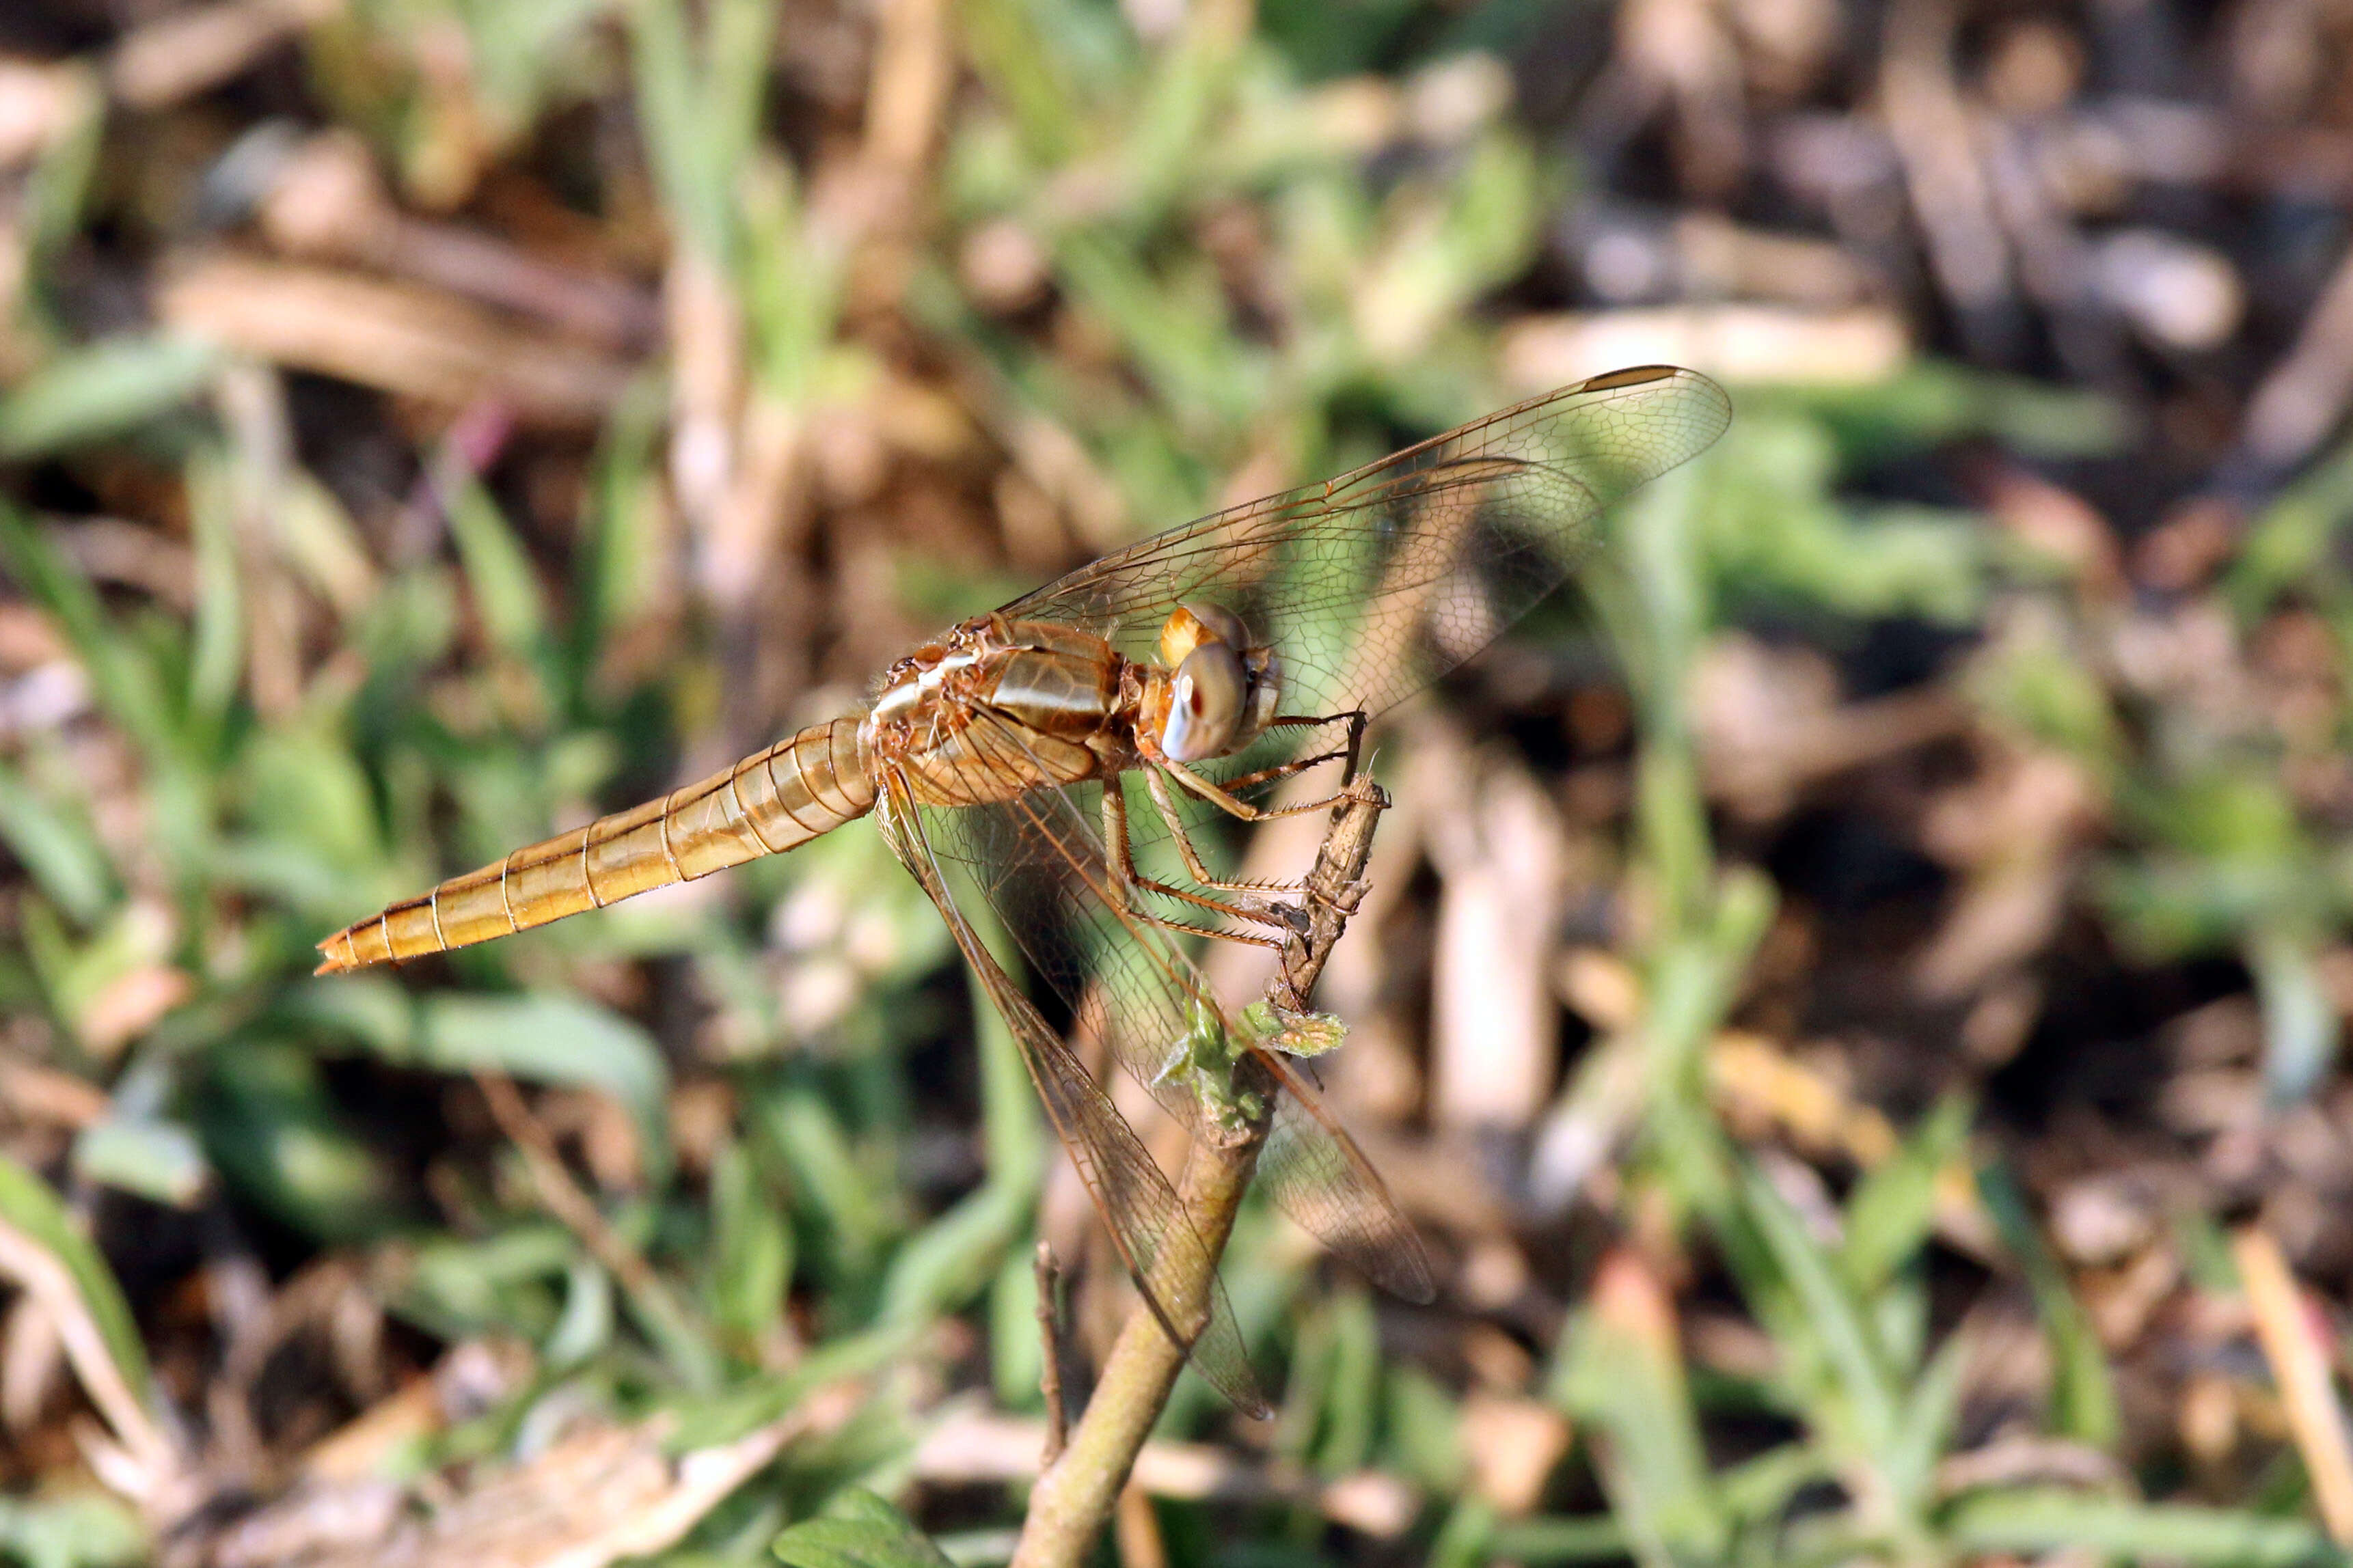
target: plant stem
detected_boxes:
[1010,1112,1264,1568]
[1011,779,1390,1567]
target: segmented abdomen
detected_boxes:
[316,718,874,972]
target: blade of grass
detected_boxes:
[0,1155,154,1409]
[1840,1095,1973,1295]
[0,335,218,460]
[0,767,115,924]
[418,992,673,1184]
[2235,1224,2353,1545]
[1945,1488,2353,1567]
[1976,1162,2119,1448]
[1740,1162,1903,1459]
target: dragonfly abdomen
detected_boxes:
[315,717,875,972]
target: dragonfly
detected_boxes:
[317,364,1732,1415]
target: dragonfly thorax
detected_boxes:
[858,615,1138,808]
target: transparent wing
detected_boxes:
[872,769,1270,1417]
[1255,1050,1434,1303]
[912,708,1434,1302]
[997,366,1730,742]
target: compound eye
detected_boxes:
[1161,642,1247,762]
[1157,601,1251,668]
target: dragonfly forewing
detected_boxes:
[1001,366,1731,790]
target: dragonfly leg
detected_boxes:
[1155,754,1350,823]
[1196,710,1370,798]
[1265,709,1368,787]
[1141,767,1309,897]
[1148,711,1370,823]
[1101,784,1293,948]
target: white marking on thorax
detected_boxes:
[867,644,988,754]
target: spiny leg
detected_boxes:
[1193,711,1370,798]
[1266,709,1368,788]
[1154,709,1370,825]
[1104,710,1372,943]
[1204,741,1357,799]
[1100,784,1290,950]
[1141,767,1309,897]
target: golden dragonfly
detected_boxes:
[318,364,1731,1415]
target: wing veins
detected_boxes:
[875,769,1268,1416]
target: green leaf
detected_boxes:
[399,1224,576,1337]
[459,0,610,132]
[2231,435,2353,618]
[2248,924,2342,1106]
[0,767,114,924]
[416,993,672,1182]
[627,0,780,264]
[1312,1289,1380,1478]
[0,335,219,459]
[275,974,415,1055]
[0,1487,146,1568]
[1804,363,2130,460]
[443,474,549,657]
[1385,1365,1465,1492]
[232,724,392,897]
[183,445,243,730]
[545,1255,614,1366]
[0,1155,152,1404]
[20,64,101,264]
[20,898,179,1054]
[1479,1513,1630,1566]
[0,504,181,769]
[195,1045,396,1242]
[758,1085,888,1286]
[988,1241,1044,1410]
[1741,1163,1901,1455]
[772,1489,954,1568]
[709,1138,793,1346]
[1551,1271,1727,1565]
[874,1174,1025,1332]
[72,1116,209,1209]
[1945,1488,2350,1567]
[1883,1327,1972,1515]
[1976,1164,2119,1448]
[1840,1095,1973,1295]
[955,0,1099,164]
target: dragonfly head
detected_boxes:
[1150,602,1281,762]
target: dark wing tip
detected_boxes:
[1374,1237,1439,1305]
[1577,363,1688,392]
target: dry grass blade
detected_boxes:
[2231,1226,2353,1545]
[157,255,633,424]
[213,1386,862,1568]
[0,1214,178,1502]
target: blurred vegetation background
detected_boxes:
[7,0,2353,1562]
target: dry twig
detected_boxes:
[1034,1241,1068,1466]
